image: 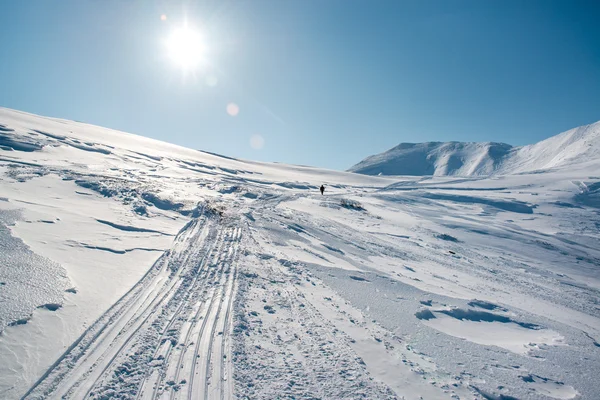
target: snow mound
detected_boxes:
[415,307,565,355]
[349,120,600,176]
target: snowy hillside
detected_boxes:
[349,121,600,176]
[349,141,514,176]
[1,107,600,400]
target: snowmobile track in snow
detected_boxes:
[22,214,242,400]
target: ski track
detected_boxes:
[3,109,599,399]
[136,226,226,400]
[22,212,243,400]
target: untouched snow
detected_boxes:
[0,107,599,400]
[349,121,600,176]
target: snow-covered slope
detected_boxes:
[349,141,514,176]
[349,121,600,176]
[1,107,600,400]
[508,122,600,173]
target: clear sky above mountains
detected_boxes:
[1,0,599,170]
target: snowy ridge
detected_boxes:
[349,120,600,176]
[1,107,599,400]
[349,141,513,176]
[509,122,600,173]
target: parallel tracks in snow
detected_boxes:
[23,215,242,400]
[190,228,240,400]
[144,226,227,400]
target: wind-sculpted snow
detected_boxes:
[575,181,600,208]
[73,177,196,216]
[0,131,44,152]
[422,193,536,214]
[0,107,599,399]
[468,299,507,311]
[95,219,173,235]
[0,209,70,332]
[414,307,562,355]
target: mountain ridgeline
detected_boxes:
[349,121,600,176]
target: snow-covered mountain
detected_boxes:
[349,141,514,176]
[1,107,599,400]
[349,121,600,176]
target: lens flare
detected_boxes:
[206,75,218,87]
[250,134,265,150]
[226,103,239,116]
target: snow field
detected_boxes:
[0,107,599,399]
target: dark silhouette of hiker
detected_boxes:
[320,185,325,195]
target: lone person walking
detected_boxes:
[320,185,325,195]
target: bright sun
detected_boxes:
[166,26,206,69]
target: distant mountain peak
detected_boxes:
[349,121,600,177]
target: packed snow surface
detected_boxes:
[0,107,599,399]
[349,121,600,176]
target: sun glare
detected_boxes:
[166,26,206,69]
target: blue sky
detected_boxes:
[0,1,599,170]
